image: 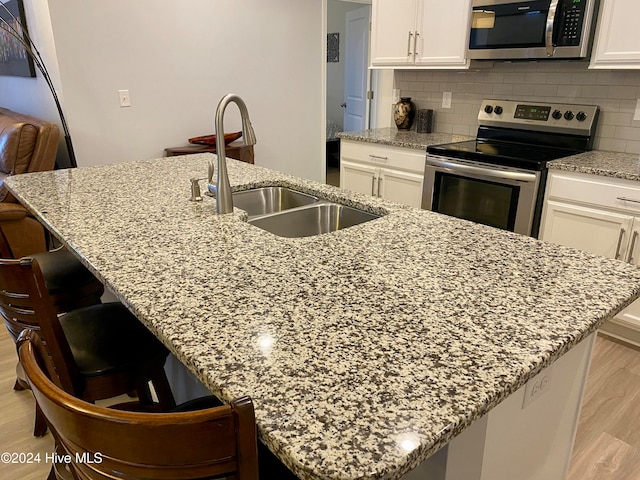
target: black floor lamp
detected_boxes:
[0,3,77,168]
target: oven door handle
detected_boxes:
[426,157,537,183]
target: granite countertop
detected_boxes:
[550,150,640,181]
[340,128,640,184]
[7,156,640,480]
[337,127,472,150]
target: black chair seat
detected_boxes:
[31,248,99,294]
[60,303,169,378]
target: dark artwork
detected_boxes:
[0,0,36,77]
[327,33,339,63]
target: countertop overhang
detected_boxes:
[7,154,640,480]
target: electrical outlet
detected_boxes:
[442,91,452,109]
[118,90,131,108]
[522,367,553,409]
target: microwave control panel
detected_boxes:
[556,0,587,46]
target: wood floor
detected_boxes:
[1,328,640,479]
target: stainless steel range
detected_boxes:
[421,99,599,237]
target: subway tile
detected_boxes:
[608,85,639,100]
[493,83,514,96]
[434,122,453,134]
[525,72,548,84]
[503,72,526,83]
[534,84,559,97]
[546,72,573,85]
[596,71,627,86]
[596,137,628,152]
[581,85,610,98]
[556,85,582,99]
[625,141,640,155]
[598,124,616,138]
[623,73,640,86]
[614,125,640,140]
[452,123,472,135]
[398,63,640,153]
[603,111,633,126]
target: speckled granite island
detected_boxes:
[7,155,640,480]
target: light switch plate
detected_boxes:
[442,91,452,109]
[118,90,131,108]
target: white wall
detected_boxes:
[0,0,325,181]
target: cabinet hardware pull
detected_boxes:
[615,228,626,260]
[407,31,413,56]
[378,176,383,197]
[413,32,419,60]
[371,176,377,196]
[617,196,640,204]
[628,231,639,263]
[369,154,388,161]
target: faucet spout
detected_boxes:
[208,94,257,214]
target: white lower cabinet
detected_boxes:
[540,170,640,345]
[340,139,425,208]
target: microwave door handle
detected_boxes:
[546,0,560,57]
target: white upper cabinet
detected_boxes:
[590,0,640,69]
[370,0,417,66]
[370,0,471,68]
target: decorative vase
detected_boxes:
[394,97,416,131]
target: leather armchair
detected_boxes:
[0,107,60,257]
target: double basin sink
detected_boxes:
[231,186,381,238]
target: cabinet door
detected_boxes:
[341,160,378,197]
[613,220,640,332]
[540,200,634,259]
[590,0,640,69]
[370,0,417,66]
[414,0,471,67]
[379,168,424,208]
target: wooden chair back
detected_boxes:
[0,256,81,394]
[19,337,260,480]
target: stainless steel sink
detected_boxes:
[248,202,380,238]
[232,187,318,217]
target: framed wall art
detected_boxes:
[0,0,36,77]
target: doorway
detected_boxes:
[326,0,371,187]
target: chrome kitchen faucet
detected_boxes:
[207,94,257,214]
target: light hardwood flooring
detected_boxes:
[1,328,640,479]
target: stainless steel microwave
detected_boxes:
[467,0,599,60]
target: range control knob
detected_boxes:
[484,105,494,114]
[552,110,563,120]
[576,111,587,122]
[564,110,574,121]
[494,105,503,115]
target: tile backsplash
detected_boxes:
[396,61,640,154]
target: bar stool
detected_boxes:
[0,255,174,436]
[2,247,104,387]
[19,333,258,480]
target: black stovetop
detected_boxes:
[427,138,582,171]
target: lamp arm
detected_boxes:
[0,8,77,167]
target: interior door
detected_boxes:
[343,5,370,132]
